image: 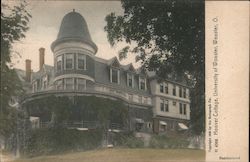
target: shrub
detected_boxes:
[23,128,103,157]
[149,135,189,149]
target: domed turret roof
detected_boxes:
[51,10,97,53]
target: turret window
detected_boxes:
[64,78,74,90]
[77,54,86,70]
[56,55,62,72]
[77,78,86,91]
[65,53,74,70]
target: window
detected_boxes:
[56,79,63,90]
[165,100,169,112]
[110,68,119,84]
[183,104,187,115]
[160,99,169,112]
[160,99,164,112]
[165,83,168,94]
[173,101,176,106]
[127,73,133,87]
[183,88,186,98]
[65,53,74,69]
[64,78,74,90]
[56,55,62,72]
[77,54,86,70]
[173,85,176,96]
[179,103,183,114]
[139,77,146,90]
[179,87,182,97]
[32,81,37,92]
[42,75,48,90]
[77,78,86,91]
[160,83,164,93]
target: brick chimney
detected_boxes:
[25,59,31,82]
[39,47,45,71]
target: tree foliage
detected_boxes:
[105,0,205,134]
[0,1,31,138]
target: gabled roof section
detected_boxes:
[136,67,147,76]
[123,63,136,73]
[32,64,54,81]
[107,57,121,68]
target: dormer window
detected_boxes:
[56,55,62,72]
[42,75,48,90]
[110,68,120,84]
[65,53,74,70]
[32,81,38,92]
[77,54,86,70]
[139,76,146,90]
[127,73,134,88]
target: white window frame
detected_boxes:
[64,53,74,70]
[76,54,86,70]
[110,68,120,84]
[56,55,63,72]
[64,78,74,90]
[139,76,147,90]
[77,78,86,91]
[127,73,134,88]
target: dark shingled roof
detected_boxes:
[51,11,97,53]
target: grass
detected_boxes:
[14,148,205,162]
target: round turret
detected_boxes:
[51,10,97,53]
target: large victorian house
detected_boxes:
[15,10,190,134]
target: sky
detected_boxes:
[11,1,139,72]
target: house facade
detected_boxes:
[16,11,191,134]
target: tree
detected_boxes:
[0,1,31,138]
[105,0,205,135]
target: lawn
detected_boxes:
[14,148,205,162]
